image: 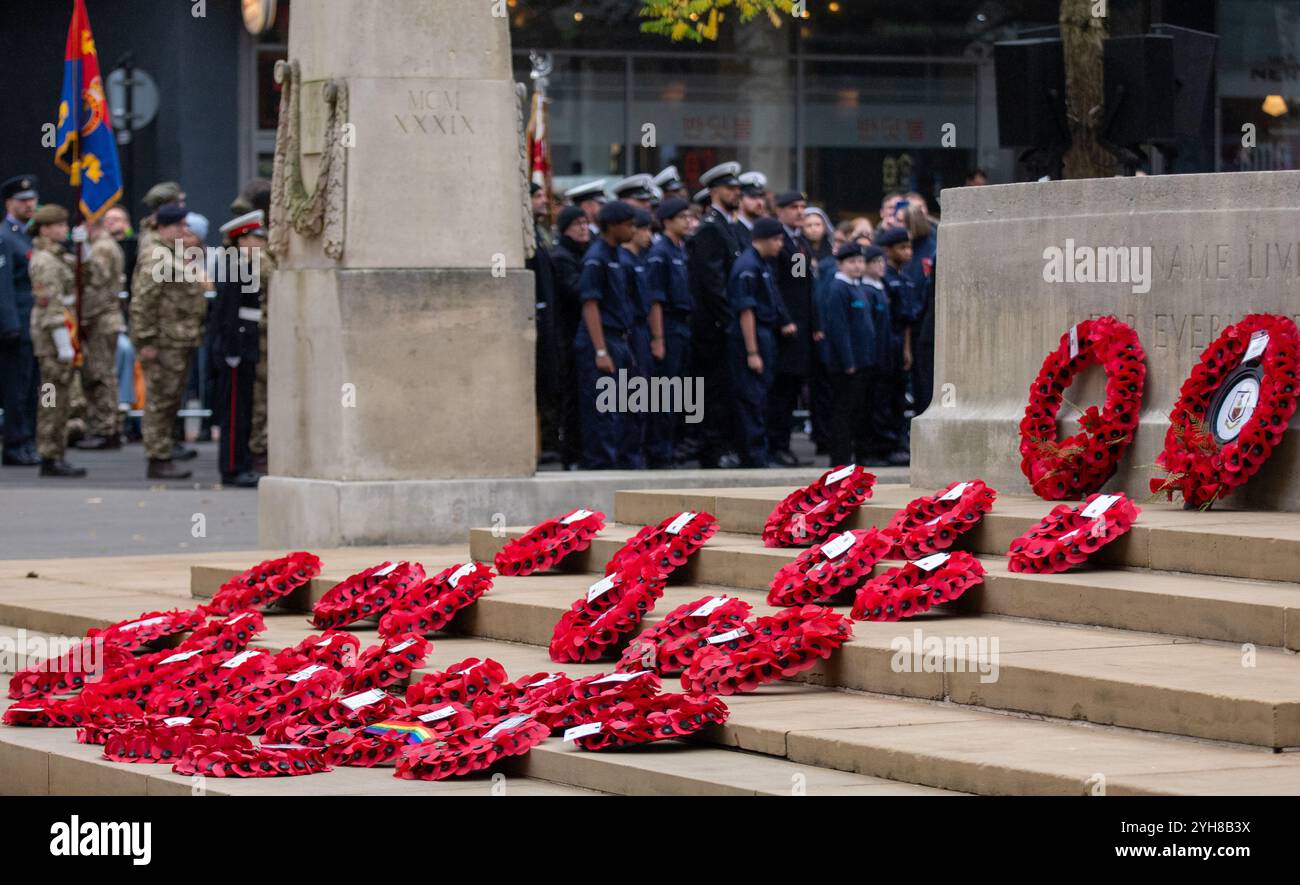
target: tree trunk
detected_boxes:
[1060,0,1118,178]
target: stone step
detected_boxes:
[613,484,1300,585]
[190,557,1300,748]
[468,526,1300,651]
[414,634,1300,796]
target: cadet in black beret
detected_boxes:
[596,201,636,229]
[835,242,863,261]
[655,198,690,223]
[155,202,189,227]
[863,245,885,264]
[556,206,587,239]
[751,216,784,242]
[875,226,910,248]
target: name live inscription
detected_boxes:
[394,89,474,136]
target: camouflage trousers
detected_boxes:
[142,346,193,461]
[249,299,267,456]
[36,357,74,460]
[78,311,123,437]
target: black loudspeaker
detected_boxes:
[994,38,1068,147]
[1103,34,1176,145]
[1152,23,1219,139]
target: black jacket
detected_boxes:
[774,229,816,376]
[686,206,743,335]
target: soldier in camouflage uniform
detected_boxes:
[129,202,207,480]
[72,218,126,449]
[135,182,184,265]
[28,204,86,477]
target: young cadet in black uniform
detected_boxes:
[877,226,920,465]
[575,201,638,469]
[686,161,745,468]
[644,197,693,468]
[618,208,655,469]
[549,206,590,469]
[727,217,794,468]
[860,245,896,464]
[210,211,266,488]
[768,190,815,466]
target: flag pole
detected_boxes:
[72,49,84,347]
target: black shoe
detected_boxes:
[222,471,261,488]
[40,458,86,477]
[2,448,40,466]
[148,459,192,480]
[171,443,198,461]
[75,433,122,451]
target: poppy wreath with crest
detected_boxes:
[272,631,361,673]
[762,465,877,548]
[494,509,606,576]
[172,734,331,778]
[568,693,730,751]
[2,695,141,728]
[850,550,986,621]
[8,641,133,700]
[394,712,551,781]
[211,664,344,734]
[311,561,426,630]
[549,553,668,663]
[1006,492,1141,575]
[680,605,854,696]
[177,610,266,656]
[603,511,719,577]
[616,595,753,675]
[145,648,275,719]
[339,636,431,694]
[884,481,998,560]
[203,551,322,616]
[88,608,207,652]
[405,657,510,708]
[377,562,494,642]
[520,670,662,733]
[1019,317,1146,500]
[98,717,223,764]
[1151,314,1300,509]
[767,527,896,608]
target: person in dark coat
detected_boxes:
[686,162,745,468]
[0,174,40,466]
[210,212,267,487]
[877,226,920,465]
[643,197,693,468]
[528,199,560,462]
[767,190,815,466]
[549,206,590,470]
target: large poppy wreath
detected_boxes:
[883,480,997,560]
[1006,492,1141,574]
[850,550,986,621]
[1151,314,1300,509]
[762,465,876,547]
[767,527,895,607]
[494,509,606,576]
[1019,316,1146,500]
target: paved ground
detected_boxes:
[1,432,881,560]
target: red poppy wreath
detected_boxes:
[767,527,895,607]
[616,594,753,675]
[1151,314,1300,509]
[203,551,322,616]
[1019,316,1146,500]
[883,480,998,560]
[1006,492,1140,574]
[310,561,426,630]
[549,554,668,663]
[394,712,551,781]
[494,509,606,576]
[377,562,494,642]
[563,693,729,751]
[850,550,986,621]
[762,465,876,547]
[604,510,719,577]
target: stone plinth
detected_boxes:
[912,171,1300,511]
[262,0,538,545]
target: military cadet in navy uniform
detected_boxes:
[652,166,689,203]
[686,161,745,468]
[210,211,266,488]
[549,206,591,470]
[728,217,794,468]
[575,201,638,469]
[862,243,900,464]
[768,190,816,467]
[0,174,40,466]
[610,175,657,213]
[617,208,656,469]
[877,226,920,465]
[644,197,693,468]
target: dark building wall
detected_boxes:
[0,0,242,228]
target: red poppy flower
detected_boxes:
[377,562,494,642]
[565,692,729,750]
[8,640,133,700]
[405,657,509,708]
[272,631,362,673]
[681,606,854,695]
[767,527,896,607]
[177,610,266,655]
[172,735,331,778]
[394,713,551,781]
[549,554,668,663]
[616,595,753,675]
[99,716,223,763]
[762,465,876,547]
[882,480,998,560]
[494,509,606,576]
[339,636,431,694]
[850,550,986,620]
[604,511,718,577]
[89,608,207,652]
